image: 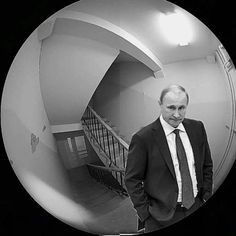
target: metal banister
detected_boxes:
[82,106,143,230]
[82,105,129,196]
[87,105,129,150]
[86,163,128,196]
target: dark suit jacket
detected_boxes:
[124,118,213,222]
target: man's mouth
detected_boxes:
[171,119,182,122]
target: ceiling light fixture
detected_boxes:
[159,10,193,46]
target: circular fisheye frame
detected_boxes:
[1,0,236,235]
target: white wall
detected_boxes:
[1,31,93,232]
[93,58,233,189]
[213,62,236,189]
[40,34,119,125]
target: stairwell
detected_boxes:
[81,106,129,171]
[68,165,137,234]
[54,107,140,234]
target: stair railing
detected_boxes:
[86,163,128,196]
[82,106,145,231]
[81,105,129,193]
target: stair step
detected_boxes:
[75,187,118,207]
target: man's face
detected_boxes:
[159,91,188,128]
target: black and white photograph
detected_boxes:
[1,0,236,236]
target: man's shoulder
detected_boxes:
[134,119,158,137]
[183,118,203,128]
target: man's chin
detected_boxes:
[170,120,182,128]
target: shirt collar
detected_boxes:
[160,114,185,136]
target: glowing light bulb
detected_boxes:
[159,11,193,46]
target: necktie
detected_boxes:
[173,129,195,209]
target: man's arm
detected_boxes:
[201,122,213,201]
[124,134,150,222]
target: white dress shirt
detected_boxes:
[160,115,198,202]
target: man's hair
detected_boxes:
[159,84,189,104]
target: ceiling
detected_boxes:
[114,51,138,63]
[62,0,220,65]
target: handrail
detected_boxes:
[82,105,129,195]
[87,163,125,173]
[87,105,129,150]
[86,163,128,196]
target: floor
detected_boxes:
[54,130,138,234]
[68,165,138,235]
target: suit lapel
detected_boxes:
[152,118,176,179]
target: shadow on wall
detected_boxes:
[2,108,73,199]
[93,61,159,140]
[1,108,95,233]
[101,61,155,89]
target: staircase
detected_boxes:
[81,106,145,233]
[68,165,138,234]
[81,105,129,195]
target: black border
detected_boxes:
[0,1,235,236]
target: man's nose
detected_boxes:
[173,110,180,118]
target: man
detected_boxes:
[124,85,213,233]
